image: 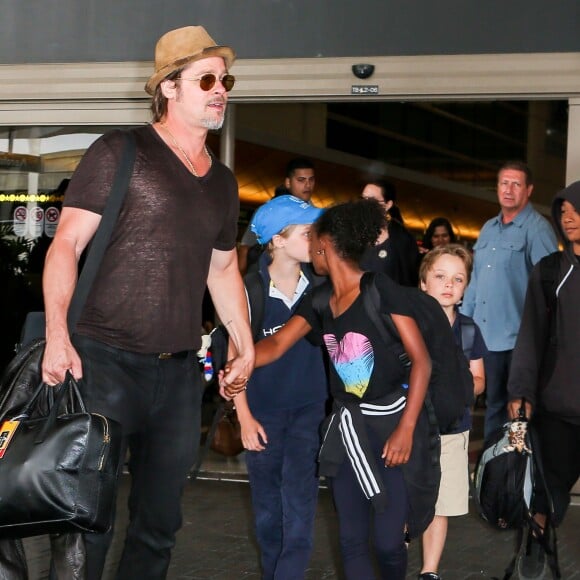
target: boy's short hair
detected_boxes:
[285,157,315,178]
[419,244,474,285]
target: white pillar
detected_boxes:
[27,138,41,240]
[565,98,580,185]
[220,103,236,171]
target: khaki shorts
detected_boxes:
[435,431,470,516]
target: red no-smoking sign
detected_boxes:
[13,206,27,236]
[44,206,60,238]
[46,207,60,223]
[14,206,27,221]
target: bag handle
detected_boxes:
[515,397,527,422]
[35,373,86,444]
[13,372,86,443]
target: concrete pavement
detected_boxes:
[21,470,579,579]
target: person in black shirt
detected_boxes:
[360,179,419,286]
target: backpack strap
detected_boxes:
[360,272,409,366]
[248,262,318,341]
[359,273,440,435]
[243,270,265,341]
[458,313,476,361]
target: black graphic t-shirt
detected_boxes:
[298,274,413,403]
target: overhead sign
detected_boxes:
[351,85,379,95]
[0,152,41,173]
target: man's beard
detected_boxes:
[201,101,226,130]
[201,116,225,131]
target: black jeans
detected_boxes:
[330,427,409,580]
[532,412,580,525]
[73,335,201,580]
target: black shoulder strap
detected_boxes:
[67,131,136,332]
[360,272,408,365]
[360,273,439,432]
[244,270,265,341]
[458,314,476,361]
[360,272,398,338]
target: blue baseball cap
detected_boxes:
[250,195,323,244]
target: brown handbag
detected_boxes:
[209,400,244,457]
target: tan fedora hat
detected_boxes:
[145,25,236,95]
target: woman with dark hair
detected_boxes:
[421,217,457,251]
[224,199,439,580]
[360,179,420,286]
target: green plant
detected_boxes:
[0,224,37,367]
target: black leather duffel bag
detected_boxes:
[0,372,122,538]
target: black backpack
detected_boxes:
[473,412,535,531]
[312,272,472,434]
[473,407,561,579]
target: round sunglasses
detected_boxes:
[177,73,235,92]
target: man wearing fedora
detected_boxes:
[41,25,254,579]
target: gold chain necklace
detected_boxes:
[159,122,212,177]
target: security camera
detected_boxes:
[352,64,375,79]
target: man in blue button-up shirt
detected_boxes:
[461,161,557,438]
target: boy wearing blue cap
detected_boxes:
[234,195,328,579]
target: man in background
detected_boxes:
[461,161,557,438]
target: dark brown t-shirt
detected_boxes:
[64,125,239,353]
